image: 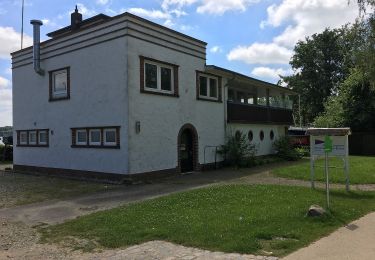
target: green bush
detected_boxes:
[0,145,13,161]
[273,136,302,161]
[217,131,257,168]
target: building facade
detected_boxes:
[11,9,295,182]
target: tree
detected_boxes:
[314,69,375,131]
[314,13,375,131]
[282,28,352,125]
[356,0,375,14]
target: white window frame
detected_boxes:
[76,130,87,145]
[38,130,48,145]
[28,131,37,145]
[20,131,27,145]
[89,129,101,146]
[104,128,117,146]
[144,60,174,94]
[51,69,68,98]
[198,74,219,100]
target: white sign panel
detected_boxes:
[311,135,348,156]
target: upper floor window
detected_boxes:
[49,67,70,101]
[140,56,179,97]
[197,72,221,102]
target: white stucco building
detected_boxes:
[11,8,295,182]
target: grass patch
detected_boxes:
[41,184,375,257]
[272,156,375,184]
[0,173,117,208]
[0,160,12,165]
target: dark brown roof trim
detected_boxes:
[47,14,110,38]
[12,12,206,56]
[13,24,206,66]
[115,12,207,45]
[12,33,206,69]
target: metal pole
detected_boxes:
[325,152,330,209]
[345,135,350,192]
[21,0,24,49]
[310,136,315,189]
[298,94,302,127]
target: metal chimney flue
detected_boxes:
[30,19,44,75]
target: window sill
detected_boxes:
[49,96,70,102]
[197,97,222,103]
[17,144,49,147]
[71,145,120,149]
[141,89,179,98]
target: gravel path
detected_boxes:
[0,219,277,260]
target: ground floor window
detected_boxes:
[71,126,120,148]
[17,129,49,147]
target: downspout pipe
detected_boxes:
[30,20,44,75]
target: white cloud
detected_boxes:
[197,0,261,15]
[0,76,10,89]
[251,66,293,79]
[162,0,198,11]
[76,3,97,17]
[164,19,175,28]
[162,0,260,15]
[127,8,171,20]
[0,26,32,59]
[228,0,358,67]
[180,24,194,31]
[96,0,110,5]
[0,87,12,126]
[41,19,50,25]
[227,43,292,65]
[210,46,222,53]
[262,0,358,48]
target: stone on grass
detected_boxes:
[307,205,326,217]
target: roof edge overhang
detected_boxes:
[205,65,298,95]
[11,12,207,57]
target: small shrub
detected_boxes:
[218,131,257,168]
[0,145,13,161]
[273,136,302,161]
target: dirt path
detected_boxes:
[0,219,277,260]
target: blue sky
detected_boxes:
[0,0,359,126]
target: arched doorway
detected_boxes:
[177,124,199,173]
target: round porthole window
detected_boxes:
[235,130,241,141]
[248,130,253,142]
[270,130,274,140]
[259,130,264,141]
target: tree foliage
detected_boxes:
[314,14,375,131]
[282,29,353,125]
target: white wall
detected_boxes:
[127,37,225,174]
[13,37,129,174]
[227,124,286,156]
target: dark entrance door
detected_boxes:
[180,129,194,172]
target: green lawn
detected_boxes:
[41,185,375,257]
[0,160,12,165]
[272,156,375,184]
[0,172,116,208]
